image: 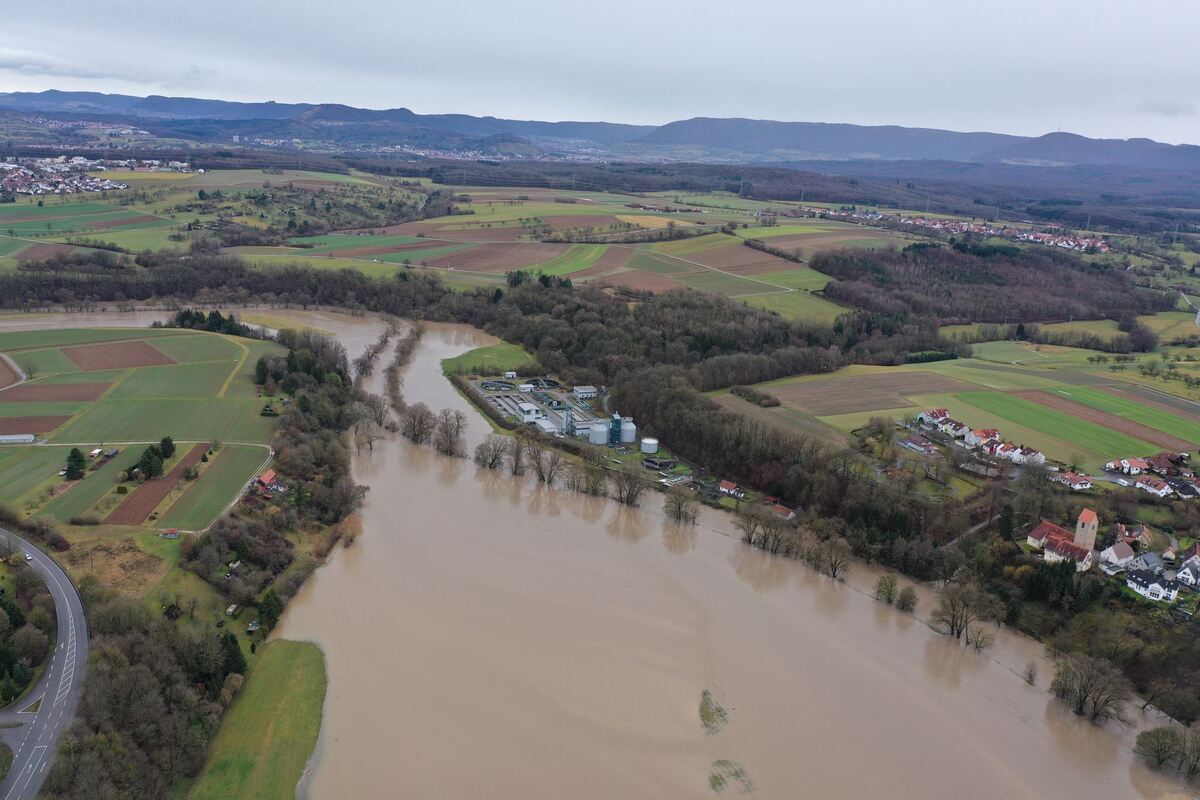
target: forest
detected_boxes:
[814,242,1176,327]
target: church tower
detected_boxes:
[1074,508,1098,551]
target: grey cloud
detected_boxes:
[1135,100,1196,119]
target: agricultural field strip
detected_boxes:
[1041,385,1200,443]
[954,391,1161,457]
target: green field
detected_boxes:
[741,290,846,323]
[676,270,771,297]
[955,391,1158,458]
[1047,386,1200,443]
[158,444,268,530]
[187,640,326,800]
[756,268,832,291]
[0,328,284,525]
[442,342,535,374]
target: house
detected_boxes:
[916,408,949,426]
[1051,472,1093,491]
[990,442,1018,461]
[159,529,180,540]
[1175,561,1200,588]
[1123,457,1151,475]
[573,385,598,400]
[718,480,746,499]
[900,436,938,456]
[1135,476,1173,498]
[1128,552,1165,576]
[1126,570,1181,603]
[1147,452,1177,475]
[257,468,277,487]
[770,504,797,521]
[965,428,1000,448]
[1114,523,1154,550]
[1099,541,1135,573]
[1167,478,1199,498]
[939,419,968,438]
[1013,447,1045,466]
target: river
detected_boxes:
[2,308,1192,799]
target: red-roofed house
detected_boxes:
[718,480,745,499]
[1044,535,1094,571]
[1051,472,1093,491]
[1027,519,1071,549]
[965,428,1001,448]
[917,408,950,426]
[1136,476,1173,498]
[257,468,277,487]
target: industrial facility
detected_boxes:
[467,376,660,454]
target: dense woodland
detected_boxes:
[815,241,1176,328]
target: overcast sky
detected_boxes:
[3,0,1198,144]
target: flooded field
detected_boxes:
[7,308,1191,799]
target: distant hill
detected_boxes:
[1,90,1198,169]
[633,117,1025,161]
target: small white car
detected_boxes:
[1116,478,1129,487]
[23,554,32,562]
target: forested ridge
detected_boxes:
[814,242,1176,326]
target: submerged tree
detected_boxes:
[1050,654,1132,723]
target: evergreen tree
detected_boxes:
[139,448,164,479]
[65,448,86,480]
[258,589,284,630]
[221,631,247,676]
[159,436,176,460]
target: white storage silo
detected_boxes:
[588,421,608,445]
[640,437,658,455]
[620,417,637,444]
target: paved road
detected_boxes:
[0,529,87,800]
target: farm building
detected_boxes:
[0,434,35,444]
[900,436,938,456]
[916,408,949,426]
[718,480,746,499]
[965,428,1000,448]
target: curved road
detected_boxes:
[0,529,87,800]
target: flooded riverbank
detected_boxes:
[9,309,1192,799]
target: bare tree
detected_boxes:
[817,537,852,579]
[1050,654,1132,723]
[932,581,1001,641]
[399,402,436,444]
[539,448,567,486]
[353,418,381,453]
[524,435,547,480]
[1133,727,1184,769]
[966,627,994,652]
[1023,661,1038,686]
[611,470,650,506]
[433,409,468,457]
[504,436,526,475]
[664,489,698,523]
[565,463,606,495]
[360,393,391,428]
[474,434,507,470]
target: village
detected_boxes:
[0,154,195,197]
[760,205,1110,253]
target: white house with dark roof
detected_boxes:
[1126,570,1181,603]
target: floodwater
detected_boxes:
[6,308,1193,799]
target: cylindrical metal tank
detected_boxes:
[588,421,608,445]
[640,437,658,455]
[620,418,637,444]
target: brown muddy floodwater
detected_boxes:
[7,309,1193,799]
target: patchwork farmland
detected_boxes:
[0,326,282,529]
[734,342,1200,473]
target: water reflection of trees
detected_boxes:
[661,521,697,554]
[605,506,648,543]
[730,544,792,593]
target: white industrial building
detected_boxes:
[573,385,598,400]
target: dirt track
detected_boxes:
[0,383,110,402]
[63,340,175,371]
[1013,389,1196,451]
[103,443,208,526]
